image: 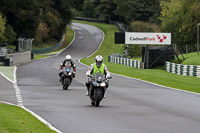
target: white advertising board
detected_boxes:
[125,32,171,45]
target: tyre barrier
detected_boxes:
[108,55,141,69]
[165,61,200,78]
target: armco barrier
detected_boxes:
[108,55,141,69]
[165,61,200,78]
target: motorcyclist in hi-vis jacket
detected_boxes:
[85,55,111,97]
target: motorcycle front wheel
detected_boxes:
[63,77,70,90]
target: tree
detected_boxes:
[160,0,200,48]
[0,0,73,43]
[0,13,6,38]
[0,0,40,38]
[3,25,16,44]
[96,0,117,21]
[82,0,96,18]
[113,0,161,23]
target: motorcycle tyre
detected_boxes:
[94,90,102,107]
[63,77,70,90]
[95,101,100,107]
[91,101,95,106]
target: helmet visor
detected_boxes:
[96,61,102,66]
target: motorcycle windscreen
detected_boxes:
[93,72,105,83]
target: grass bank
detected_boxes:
[34,25,74,59]
[77,20,200,93]
[0,103,56,133]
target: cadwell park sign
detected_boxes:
[114,32,178,69]
[125,32,171,45]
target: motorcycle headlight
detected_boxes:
[92,82,97,86]
[100,82,106,87]
[68,72,72,75]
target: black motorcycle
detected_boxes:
[61,63,74,90]
[88,72,111,107]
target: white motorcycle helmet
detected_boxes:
[95,55,103,68]
[66,55,72,61]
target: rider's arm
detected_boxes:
[60,60,66,70]
[86,64,94,77]
[104,65,111,78]
[71,61,76,72]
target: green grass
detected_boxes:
[0,66,15,82]
[77,20,200,93]
[34,26,74,59]
[33,54,49,60]
[0,103,56,133]
[181,52,200,65]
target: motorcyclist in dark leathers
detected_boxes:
[59,55,76,82]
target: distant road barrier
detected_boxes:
[165,61,200,78]
[32,34,65,54]
[108,55,141,69]
[75,17,127,32]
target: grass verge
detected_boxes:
[77,20,200,93]
[0,103,56,133]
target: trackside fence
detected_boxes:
[108,55,141,69]
[165,61,200,78]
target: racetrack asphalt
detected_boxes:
[2,22,200,133]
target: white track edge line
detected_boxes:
[0,101,62,133]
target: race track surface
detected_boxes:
[16,23,200,133]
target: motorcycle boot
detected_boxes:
[59,72,62,82]
[85,82,90,96]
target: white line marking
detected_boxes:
[21,106,63,133]
[0,71,15,83]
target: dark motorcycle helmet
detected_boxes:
[95,55,103,68]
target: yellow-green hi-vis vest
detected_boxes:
[92,63,105,76]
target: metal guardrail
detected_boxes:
[108,55,141,69]
[165,61,200,78]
